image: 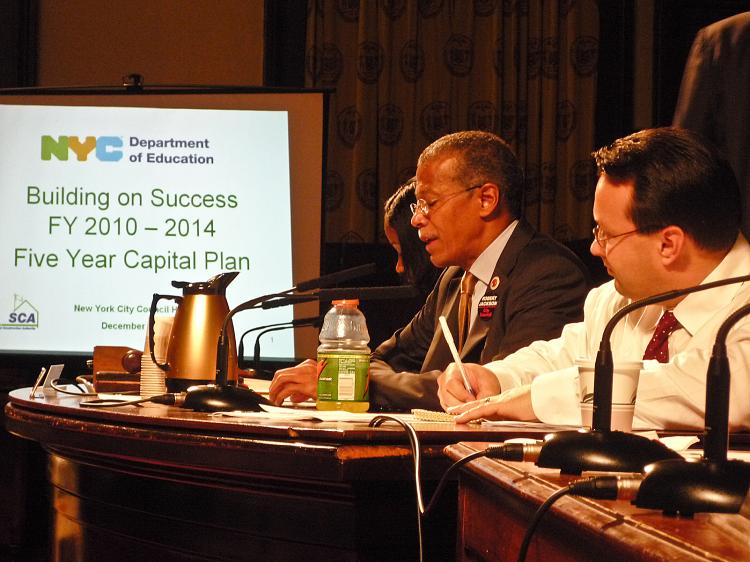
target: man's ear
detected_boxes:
[657,226,685,264]
[478,183,501,217]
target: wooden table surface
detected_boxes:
[446,441,750,562]
[5,388,556,561]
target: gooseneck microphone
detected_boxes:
[237,316,323,369]
[183,264,376,412]
[260,285,420,309]
[251,315,324,371]
[631,301,750,515]
[534,273,750,475]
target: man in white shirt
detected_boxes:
[438,127,750,430]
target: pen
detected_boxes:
[438,315,476,396]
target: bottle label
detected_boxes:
[316,352,369,402]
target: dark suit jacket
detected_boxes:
[673,12,750,238]
[369,219,589,411]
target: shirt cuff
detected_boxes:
[529,366,581,425]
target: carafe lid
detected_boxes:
[172,271,239,295]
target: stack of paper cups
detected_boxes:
[140,316,174,398]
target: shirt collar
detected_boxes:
[673,235,750,335]
[467,220,519,287]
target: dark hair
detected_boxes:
[417,130,525,218]
[593,127,740,251]
[384,179,440,292]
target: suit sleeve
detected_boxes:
[367,272,447,411]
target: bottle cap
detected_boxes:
[332,299,359,306]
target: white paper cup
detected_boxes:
[140,316,174,398]
[576,358,642,405]
[580,402,635,432]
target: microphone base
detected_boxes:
[536,429,682,475]
[183,384,271,412]
[635,458,750,515]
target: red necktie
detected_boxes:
[458,272,477,352]
[643,310,681,363]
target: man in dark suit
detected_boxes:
[673,12,750,238]
[269,130,589,410]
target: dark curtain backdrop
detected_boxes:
[304,0,600,246]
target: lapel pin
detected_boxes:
[490,276,500,290]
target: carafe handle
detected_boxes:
[148,293,182,371]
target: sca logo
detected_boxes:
[3,295,39,329]
[41,135,123,162]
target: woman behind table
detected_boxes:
[383,178,441,299]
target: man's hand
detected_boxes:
[446,385,536,423]
[437,363,501,409]
[268,359,318,405]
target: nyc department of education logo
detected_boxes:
[2,294,39,329]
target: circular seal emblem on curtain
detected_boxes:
[400,40,425,82]
[494,37,504,75]
[570,36,599,77]
[358,41,385,84]
[356,169,379,211]
[418,0,444,18]
[306,44,343,85]
[382,0,407,19]
[337,106,363,147]
[443,34,474,77]
[556,100,576,140]
[324,170,345,211]
[336,0,360,22]
[526,37,542,78]
[468,101,497,133]
[517,101,528,142]
[542,162,557,203]
[559,0,575,17]
[378,103,404,146]
[553,224,574,241]
[501,101,517,142]
[474,0,498,17]
[542,36,560,79]
[524,164,541,206]
[421,102,451,140]
[569,159,596,202]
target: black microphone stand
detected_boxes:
[535,275,750,474]
[238,321,292,368]
[251,316,324,373]
[237,315,322,369]
[632,303,750,515]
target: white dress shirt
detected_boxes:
[483,235,750,431]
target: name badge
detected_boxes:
[478,294,498,319]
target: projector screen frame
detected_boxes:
[0,84,330,372]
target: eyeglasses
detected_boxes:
[410,185,482,217]
[592,224,660,248]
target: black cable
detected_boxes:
[368,415,541,561]
[516,476,628,562]
[370,415,426,562]
[516,485,575,562]
[423,449,487,516]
